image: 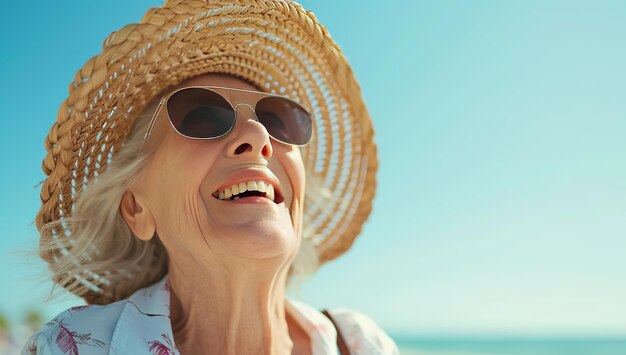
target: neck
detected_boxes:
[168,255,295,355]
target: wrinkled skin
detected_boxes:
[120,73,310,355]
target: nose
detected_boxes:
[225,104,273,160]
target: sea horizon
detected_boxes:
[391,335,626,355]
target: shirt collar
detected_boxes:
[127,274,171,317]
[285,296,340,355]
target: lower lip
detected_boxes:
[220,196,275,204]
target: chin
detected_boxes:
[217,222,298,259]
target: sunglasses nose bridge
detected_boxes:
[228,102,273,158]
[231,102,270,139]
[232,103,258,122]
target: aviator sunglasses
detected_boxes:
[141,85,313,152]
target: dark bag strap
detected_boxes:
[321,309,351,355]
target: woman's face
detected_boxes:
[130,73,306,263]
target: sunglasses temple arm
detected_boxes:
[139,97,167,154]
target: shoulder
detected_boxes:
[326,307,400,355]
[21,301,128,354]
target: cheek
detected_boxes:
[284,148,306,202]
[279,148,306,236]
[152,144,212,189]
[144,141,216,228]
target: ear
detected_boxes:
[120,189,156,241]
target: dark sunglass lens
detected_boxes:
[255,97,312,145]
[167,88,234,138]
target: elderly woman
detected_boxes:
[23,1,398,354]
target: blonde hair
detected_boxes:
[39,89,324,303]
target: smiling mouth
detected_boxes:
[211,181,284,204]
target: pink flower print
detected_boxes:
[53,323,78,355]
[348,337,364,352]
[162,280,170,292]
[146,333,177,355]
[46,318,106,354]
[68,305,90,313]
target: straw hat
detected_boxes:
[36,0,377,302]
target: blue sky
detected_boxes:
[1,0,625,337]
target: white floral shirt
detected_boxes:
[22,275,399,354]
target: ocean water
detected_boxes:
[394,338,626,355]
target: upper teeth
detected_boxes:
[217,180,275,202]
